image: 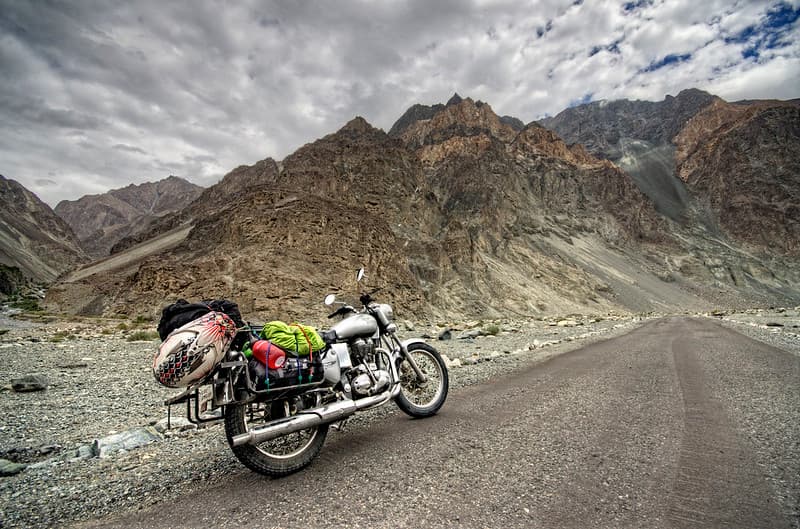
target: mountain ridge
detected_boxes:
[28,89,800,320]
[0,175,87,285]
[54,176,203,259]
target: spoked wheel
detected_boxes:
[224,393,328,477]
[395,343,449,418]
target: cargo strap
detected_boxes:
[291,323,314,383]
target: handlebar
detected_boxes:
[326,287,385,318]
[327,305,356,319]
[359,286,384,306]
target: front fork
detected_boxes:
[385,333,428,383]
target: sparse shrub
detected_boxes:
[134,315,151,326]
[10,297,42,312]
[50,330,75,342]
[117,322,129,331]
[483,324,500,336]
[126,330,159,342]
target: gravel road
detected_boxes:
[1,312,798,528]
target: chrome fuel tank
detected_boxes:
[331,313,378,340]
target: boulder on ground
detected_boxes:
[11,374,48,392]
[92,427,162,458]
[0,458,27,476]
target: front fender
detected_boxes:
[400,337,429,350]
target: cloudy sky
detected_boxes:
[1,0,798,206]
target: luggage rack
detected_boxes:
[162,358,247,426]
[164,386,222,427]
[163,352,326,428]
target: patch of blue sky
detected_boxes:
[640,53,692,73]
[724,2,799,60]
[589,39,623,57]
[622,0,651,13]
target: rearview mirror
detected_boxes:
[324,294,336,306]
[356,267,365,282]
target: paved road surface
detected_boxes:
[75,317,799,528]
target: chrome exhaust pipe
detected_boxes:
[231,391,393,447]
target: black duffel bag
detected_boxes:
[157,298,248,350]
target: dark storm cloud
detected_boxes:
[0,0,797,206]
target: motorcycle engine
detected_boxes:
[350,363,390,396]
[346,340,390,396]
[351,338,374,357]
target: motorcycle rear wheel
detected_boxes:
[224,396,328,477]
[395,343,449,418]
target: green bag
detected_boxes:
[260,321,325,356]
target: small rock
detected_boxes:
[0,458,28,476]
[39,444,61,456]
[458,329,483,340]
[403,320,415,332]
[28,460,57,470]
[58,363,88,369]
[557,320,578,327]
[11,374,49,392]
[440,354,462,368]
[74,445,94,460]
[437,329,452,341]
[93,427,162,458]
[154,416,197,433]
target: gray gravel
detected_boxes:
[0,312,645,529]
[1,309,796,529]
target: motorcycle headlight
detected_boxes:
[378,304,394,322]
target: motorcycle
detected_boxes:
[161,268,449,476]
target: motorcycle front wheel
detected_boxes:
[224,395,328,477]
[395,343,449,418]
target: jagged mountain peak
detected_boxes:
[446,92,463,106]
[339,116,378,134]
[672,87,714,101]
[389,93,524,139]
[394,94,517,154]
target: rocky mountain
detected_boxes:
[674,99,800,255]
[540,89,718,222]
[541,90,800,258]
[109,162,277,255]
[539,88,718,159]
[54,176,203,258]
[44,92,800,321]
[0,175,87,285]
